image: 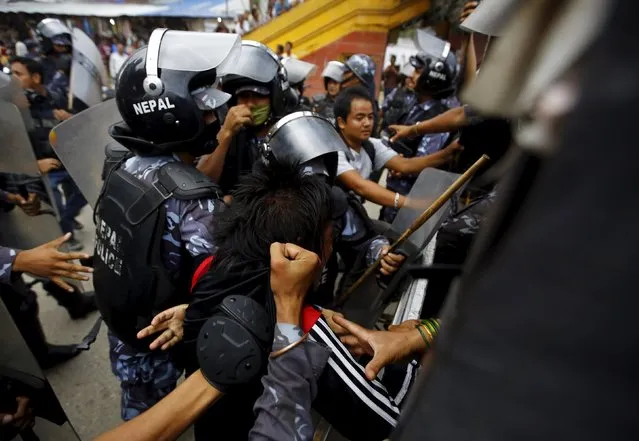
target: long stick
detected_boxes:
[335,154,490,307]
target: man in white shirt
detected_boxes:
[109,43,128,82]
[335,86,461,211]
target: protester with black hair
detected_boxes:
[10,56,86,251]
[182,162,419,441]
[334,86,461,210]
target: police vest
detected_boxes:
[93,160,222,351]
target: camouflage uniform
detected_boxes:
[312,94,338,125]
[109,154,219,421]
[249,324,331,441]
[382,86,417,132]
[381,98,456,223]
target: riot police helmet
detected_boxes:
[343,54,376,97]
[321,60,346,91]
[410,50,458,99]
[221,41,296,119]
[36,18,72,54]
[261,111,343,184]
[113,29,241,156]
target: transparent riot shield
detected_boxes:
[50,99,121,208]
[341,168,460,328]
[0,101,65,251]
[70,28,107,108]
[0,296,82,441]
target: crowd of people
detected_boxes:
[216,1,306,35]
[3,0,634,439]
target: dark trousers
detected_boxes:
[48,170,87,235]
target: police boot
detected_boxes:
[41,344,81,369]
[42,281,98,320]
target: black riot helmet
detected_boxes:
[113,29,241,156]
[261,111,343,184]
[410,51,458,99]
[221,41,296,119]
[36,18,72,55]
[410,31,459,99]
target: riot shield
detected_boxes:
[70,27,107,108]
[341,168,460,328]
[50,98,122,208]
[460,0,521,36]
[0,100,66,251]
[0,72,33,132]
[389,168,460,250]
[0,296,81,440]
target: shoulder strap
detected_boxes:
[361,140,376,165]
[156,162,222,201]
[126,162,221,226]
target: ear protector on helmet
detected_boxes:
[142,28,167,97]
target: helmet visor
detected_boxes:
[222,41,281,84]
[37,19,71,39]
[415,29,450,60]
[191,85,231,111]
[158,31,241,73]
[322,61,346,83]
[266,111,344,166]
[282,58,316,86]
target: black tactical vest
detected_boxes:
[93,161,221,351]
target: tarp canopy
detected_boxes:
[0,0,249,18]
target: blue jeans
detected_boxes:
[47,170,87,235]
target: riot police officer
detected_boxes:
[34,18,72,87]
[197,41,296,195]
[281,57,316,111]
[380,47,460,223]
[312,60,346,124]
[92,28,240,421]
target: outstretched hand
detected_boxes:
[388,124,415,143]
[12,233,92,292]
[137,304,188,351]
[334,315,425,381]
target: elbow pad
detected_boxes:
[197,295,273,392]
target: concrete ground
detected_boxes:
[38,173,388,440]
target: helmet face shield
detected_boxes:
[221,41,281,84]
[191,85,231,111]
[322,61,346,83]
[157,30,241,73]
[37,18,71,39]
[265,111,345,181]
[282,58,316,86]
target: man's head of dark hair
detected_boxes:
[213,161,334,272]
[10,56,43,78]
[333,85,374,127]
[276,44,284,54]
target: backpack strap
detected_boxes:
[361,140,376,165]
